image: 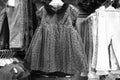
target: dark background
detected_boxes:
[0,0,119,14]
[0,0,105,13]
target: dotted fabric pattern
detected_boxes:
[25,4,88,74]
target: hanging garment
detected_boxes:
[25,4,88,74]
[6,0,35,50]
[95,7,110,71]
[6,0,24,48]
[80,13,96,77]
[96,6,120,72]
[0,9,9,49]
[81,6,120,76]
[105,6,120,70]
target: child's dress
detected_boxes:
[25,4,88,74]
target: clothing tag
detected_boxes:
[7,0,15,7]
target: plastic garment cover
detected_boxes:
[25,4,88,74]
[0,9,9,49]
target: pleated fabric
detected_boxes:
[25,4,88,74]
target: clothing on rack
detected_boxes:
[27,0,38,49]
[81,6,120,75]
[6,0,24,48]
[96,6,120,72]
[6,0,35,50]
[0,62,30,80]
[25,3,88,74]
[80,14,96,77]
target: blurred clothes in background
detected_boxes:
[0,9,9,49]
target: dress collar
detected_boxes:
[44,3,69,15]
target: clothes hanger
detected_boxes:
[49,0,64,8]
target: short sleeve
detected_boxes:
[69,4,79,22]
[36,6,44,26]
[69,5,79,30]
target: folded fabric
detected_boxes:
[0,62,30,80]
